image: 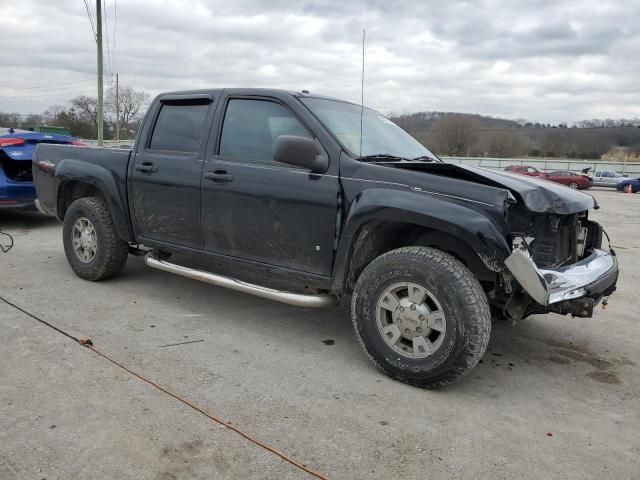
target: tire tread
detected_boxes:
[351,246,491,388]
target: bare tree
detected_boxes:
[71,95,99,127]
[433,114,475,156]
[106,86,151,139]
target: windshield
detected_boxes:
[300,97,439,161]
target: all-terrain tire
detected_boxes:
[351,246,491,388]
[63,197,128,281]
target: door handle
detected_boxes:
[135,163,158,173]
[204,170,234,183]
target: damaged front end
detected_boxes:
[501,209,618,320]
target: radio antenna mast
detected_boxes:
[359,28,366,157]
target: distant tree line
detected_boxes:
[389,111,640,159]
[3,93,639,159]
[0,85,150,140]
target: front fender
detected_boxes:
[55,159,133,242]
[331,188,511,292]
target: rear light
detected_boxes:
[0,138,25,147]
[71,141,85,146]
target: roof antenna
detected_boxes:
[359,28,366,157]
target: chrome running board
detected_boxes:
[144,253,337,308]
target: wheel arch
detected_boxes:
[331,188,511,294]
[55,160,134,242]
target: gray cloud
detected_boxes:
[0,0,639,123]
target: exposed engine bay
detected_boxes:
[506,205,603,268]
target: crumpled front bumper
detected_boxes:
[504,247,618,307]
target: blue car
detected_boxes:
[616,177,640,193]
[0,130,81,209]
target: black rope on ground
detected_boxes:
[0,296,80,344]
[0,230,13,253]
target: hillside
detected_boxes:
[389,111,640,160]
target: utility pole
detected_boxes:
[96,0,104,146]
[115,73,120,142]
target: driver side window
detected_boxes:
[219,99,311,164]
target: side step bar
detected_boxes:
[144,253,338,308]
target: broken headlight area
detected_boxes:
[501,211,617,320]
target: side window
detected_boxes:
[149,101,210,154]
[602,171,612,177]
[594,171,601,177]
[219,99,311,163]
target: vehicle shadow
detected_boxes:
[0,209,59,230]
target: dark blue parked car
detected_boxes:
[0,130,81,209]
[616,177,640,193]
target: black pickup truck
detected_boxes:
[32,88,619,387]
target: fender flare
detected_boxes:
[55,159,134,242]
[331,188,511,292]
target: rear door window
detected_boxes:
[149,101,210,154]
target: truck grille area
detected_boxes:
[509,209,596,268]
[0,150,32,182]
[510,210,605,269]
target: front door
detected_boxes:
[201,96,339,276]
[131,97,213,249]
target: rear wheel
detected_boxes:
[351,247,491,388]
[569,181,579,189]
[63,197,128,281]
[625,183,634,193]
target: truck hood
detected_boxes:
[378,162,596,214]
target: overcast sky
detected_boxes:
[1,0,638,123]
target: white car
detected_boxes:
[592,170,627,187]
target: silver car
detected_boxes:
[592,170,627,187]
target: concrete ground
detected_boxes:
[0,189,638,480]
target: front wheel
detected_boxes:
[351,247,491,388]
[63,197,128,281]
[569,181,579,189]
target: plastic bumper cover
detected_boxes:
[504,248,618,306]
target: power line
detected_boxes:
[113,0,118,70]
[104,0,113,82]
[0,93,97,106]
[82,0,97,40]
[0,78,94,94]
[0,84,97,97]
[0,88,98,99]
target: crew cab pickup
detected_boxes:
[32,88,619,388]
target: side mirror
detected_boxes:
[274,135,328,173]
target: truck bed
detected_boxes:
[32,144,132,218]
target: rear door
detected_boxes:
[547,171,569,185]
[602,171,616,186]
[593,171,603,185]
[130,95,214,249]
[200,94,339,276]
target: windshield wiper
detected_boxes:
[411,155,440,162]
[357,154,410,162]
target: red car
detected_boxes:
[544,170,592,189]
[504,165,592,189]
[503,165,547,177]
